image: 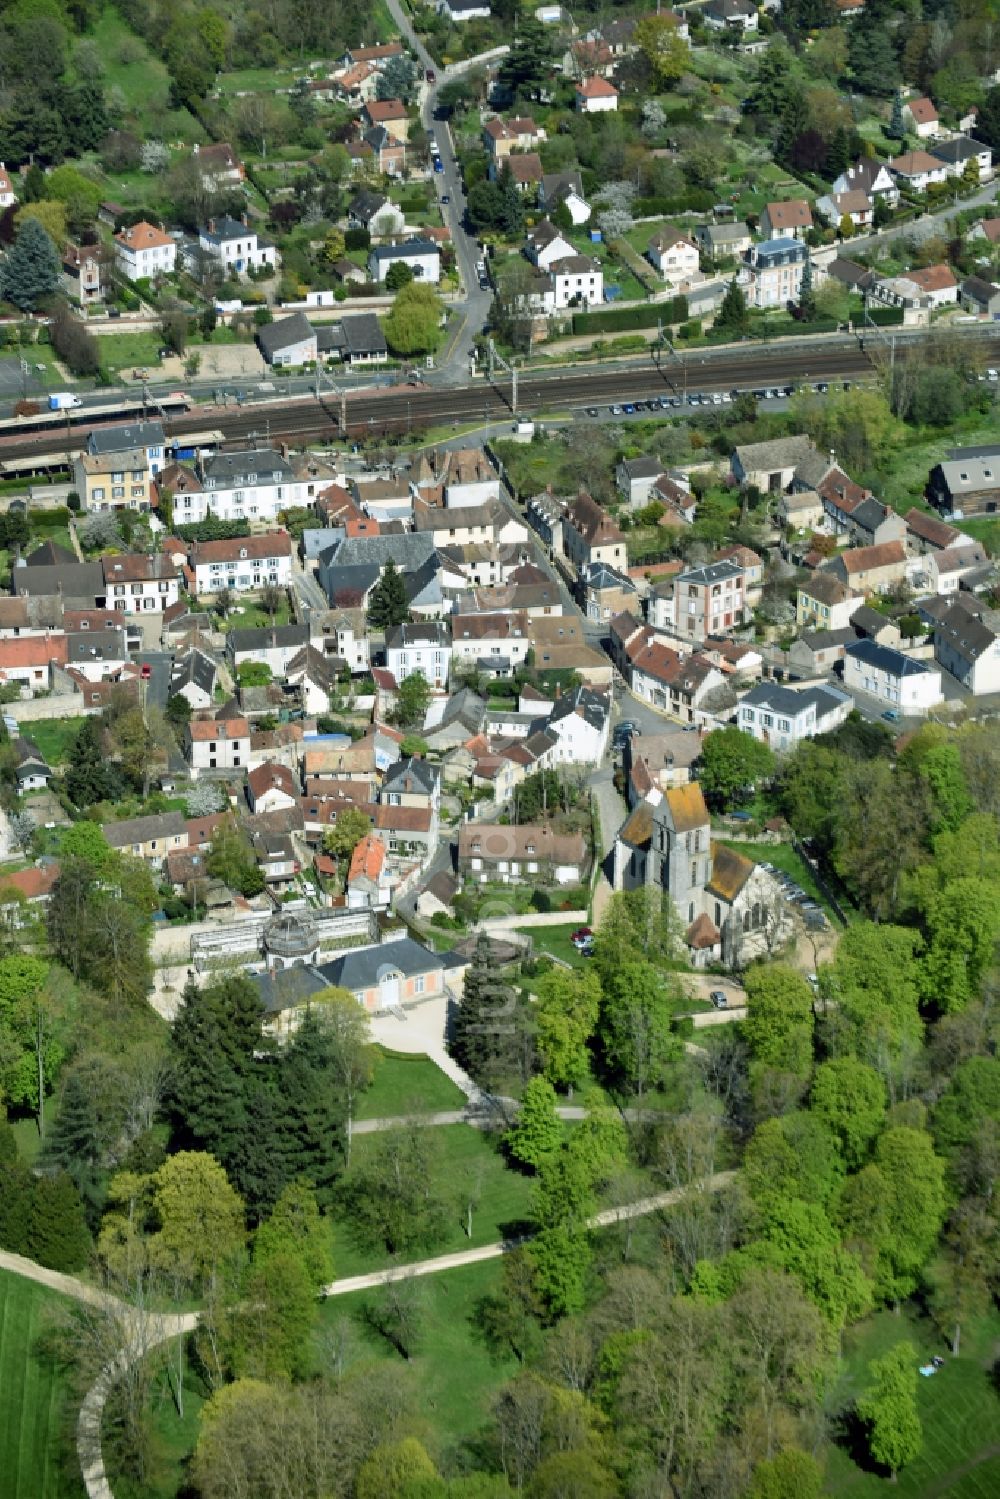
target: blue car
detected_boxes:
[433,156,444,173]
[622,402,635,414]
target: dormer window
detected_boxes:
[239,547,248,559]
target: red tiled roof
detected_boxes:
[348,832,386,883]
[0,864,60,901]
[188,716,250,741]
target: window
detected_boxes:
[93,486,105,501]
[414,975,425,995]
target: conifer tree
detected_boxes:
[28,1171,92,1271]
[2,217,60,311]
[367,559,409,629]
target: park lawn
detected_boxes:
[515,923,591,969]
[0,1271,77,1499]
[354,1046,467,1121]
[331,1125,535,1279]
[317,1257,517,1450]
[825,1305,1000,1498]
[24,717,86,766]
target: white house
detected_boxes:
[741,237,806,310]
[549,255,604,309]
[102,553,183,614]
[169,648,216,710]
[930,135,993,182]
[257,312,318,368]
[525,220,576,271]
[646,229,699,283]
[703,0,758,28]
[87,420,167,479]
[189,532,294,596]
[832,158,899,207]
[185,716,251,777]
[185,448,302,525]
[887,150,949,192]
[198,216,279,276]
[616,456,664,507]
[903,96,939,138]
[114,221,176,282]
[738,682,853,751]
[385,620,452,689]
[542,685,610,765]
[438,0,491,18]
[843,638,944,716]
[574,77,618,112]
[369,239,441,284]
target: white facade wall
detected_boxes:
[387,641,453,688]
[107,577,182,614]
[844,651,944,715]
[193,550,292,596]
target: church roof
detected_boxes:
[706,842,755,902]
[662,782,709,834]
[618,802,654,851]
[686,912,721,949]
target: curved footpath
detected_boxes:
[1,1173,734,1498]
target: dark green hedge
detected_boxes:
[572,296,688,334]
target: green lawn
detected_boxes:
[954,515,1000,556]
[514,923,590,969]
[219,601,292,632]
[23,717,85,767]
[826,1306,1000,1497]
[331,1125,535,1278]
[354,1046,467,1121]
[317,1257,516,1450]
[96,332,165,379]
[0,1271,77,1499]
[89,7,199,141]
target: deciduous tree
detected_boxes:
[856,1342,922,1480]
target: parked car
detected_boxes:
[571,927,593,949]
[882,708,902,723]
[710,990,728,1010]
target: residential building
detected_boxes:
[318,936,444,1013]
[450,611,532,673]
[360,98,409,142]
[816,189,873,229]
[832,158,900,206]
[185,714,252,776]
[348,190,404,237]
[184,448,300,525]
[247,762,298,814]
[917,542,989,595]
[368,239,441,284]
[189,533,293,597]
[934,599,1000,695]
[873,263,958,309]
[760,200,813,239]
[198,216,278,275]
[903,96,939,137]
[887,150,949,191]
[227,623,309,676]
[257,312,318,368]
[844,638,943,715]
[62,241,104,306]
[927,450,1000,516]
[538,170,589,223]
[102,553,183,613]
[192,141,245,188]
[548,255,603,309]
[823,540,909,593]
[103,812,187,869]
[787,626,857,677]
[458,823,587,885]
[347,833,391,911]
[672,559,749,642]
[114,220,176,281]
[960,276,1000,318]
[380,756,441,814]
[616,455,664,508]
[574,76,618,112]
[373,802,436,859]
[323,312,388,366]
[438,0,492,21]
[738,683,853,750]
[703,0,758,27]
[543,684,611,764]
[494,153,545,193]
[73,447,153,514]
[482,116,541,159]
[797,573,862,631]
[169,648,216,709]
[930,134,992,181]
[0,164,16,209]
[87,420,167,478]
[385,620,452,688]
[742,237,807,309]
[695,221,753,260]
[525,220,576,271]
[904,507,962,554]
[646,228,699,281]
[562,491,627,571]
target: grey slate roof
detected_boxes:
[382,756,440,796]
[256,312,315,358]
[328,533,437,571]
[227,623,309,654]
[340,313,387,358]
[12,561,104,601]
[845,638,935,677]
[103,811,187,848]
[202,448,294,487]
[370,238,439,264]
[318,936,441,990]
[87,421,165,457]
[170,648,217,697]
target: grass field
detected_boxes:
[826,1306,1000,1497]
[23,717,85,766]
[0,1271,77,1499]
[96,333,166,379]
[331,1124,535,1278]
[354,1046,467,1121]
[89,7,199,142]
[514,922,590,969]
[317,1256,516,1454]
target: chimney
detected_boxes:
[207,218,215,234]
[242,213,249,227]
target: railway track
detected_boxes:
[0,331,997,465]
